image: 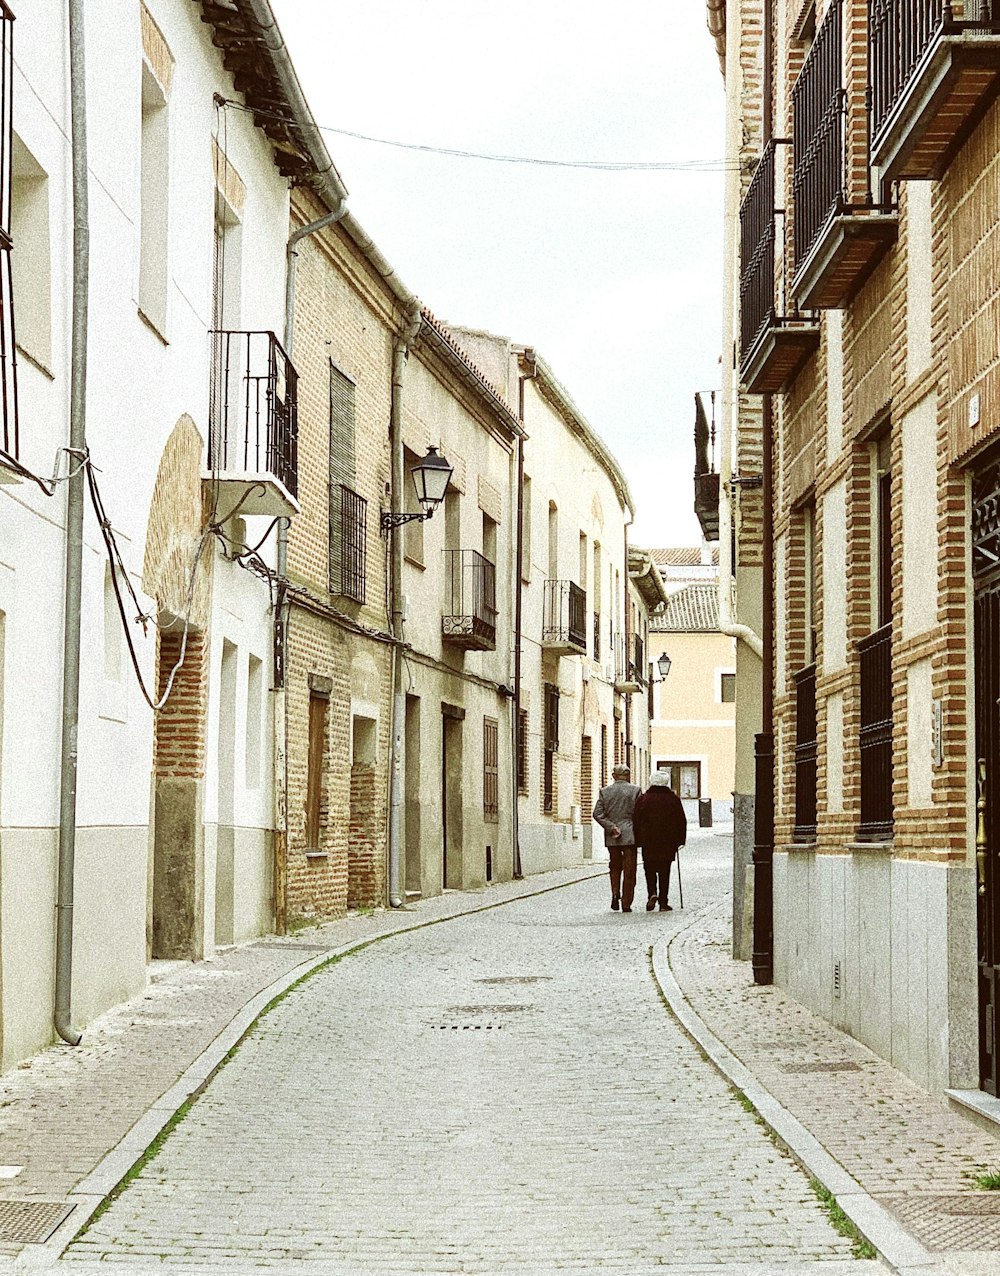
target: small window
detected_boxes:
[305,689,329,850]
[543,682,559,813]
[139,62,170,335]
[720,672,736,703]
[12,133,50,373]
[245,654,262,788]
[657,760,701,800]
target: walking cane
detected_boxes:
[676,848,684,909]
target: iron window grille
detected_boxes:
[330,484,367,604]
[483,717,499,823]
[740,140,781,366]
[517,708,529,795]
[208,329,298,498]
[543,682,559,814]
[858,624,894,840]
[793,663,818,841]
[593,611,601,661]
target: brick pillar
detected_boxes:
[347,764,377,909]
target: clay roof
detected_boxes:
[652,583,719,632]
[650,547,720,566]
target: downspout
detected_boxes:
[55,0,88,1047]
[513,357,536,878]
[752,396,775,985]
[622,514,633,773]
[388,304,423,906]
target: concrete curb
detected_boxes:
[19,867,604,1268]
[651,921,938,1276]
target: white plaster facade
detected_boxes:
[0,0,290,1066]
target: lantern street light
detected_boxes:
[380,445,454,532]
[651,652,672,682]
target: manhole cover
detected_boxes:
[430,1023,504,1031]
[475,975,552,985]
[445,1004,531,1015]
[780,1060,863,1073]
[880,1194,1000,1251]
[0,1200,74,1244]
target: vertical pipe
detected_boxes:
[387,306,421,906]
[55,0,88,1046]
[752,394,775,986]
[512,383,527,880]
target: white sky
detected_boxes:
[271,1,726,549]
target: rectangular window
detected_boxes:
[482,511,497,566]
[139,61,170,334]
[543,682,559,814]
[858,428,893,840]
[600,723,608,788]
[245,653,262,789]
[517,708,528,795]
[720,672,736,703]
[548,502,558,580]
[305,689,328,850]
[657,760,701,799]
[483,716,499,823]
[521,474,532,582]
[793,664,817,840]
[580,735,593,815]
[328,362,367,601]
[403,446,425,566]
[875,433,892,630]
[11,133,49,376]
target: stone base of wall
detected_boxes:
[773,848,979,1092]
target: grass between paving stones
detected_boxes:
[808,1180,877,1260]
[973,1169,1000,1190]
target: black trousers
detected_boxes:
[642,848,674,906]
[608,846,638,909]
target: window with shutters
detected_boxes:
[483,717,499,822]
[329,361,366,602]
[543,682,559,814]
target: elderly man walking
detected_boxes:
[593,764,641,912]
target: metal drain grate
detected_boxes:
[0,1200,73,1244]
[780,1060,863,1073]
[880,1194,1000,1252]
[475,975,552,985]
[430,1024,504,1031]
[251,941,331,953]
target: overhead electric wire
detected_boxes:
[219,98,736,172]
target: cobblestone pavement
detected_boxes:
[0,866,599,1260]
[60,836,865,1274]
[669,890,1000,1266]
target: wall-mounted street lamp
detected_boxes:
[650,652,672,682]
[380,445,453,532]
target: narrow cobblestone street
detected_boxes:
[58,836,873,1275]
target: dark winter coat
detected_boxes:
[633,785,687,854]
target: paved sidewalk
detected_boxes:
[0,865,600,1261]
[667,899,1000,1275]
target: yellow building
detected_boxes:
[648,563,735,824]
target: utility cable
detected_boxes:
[218,98,736,172]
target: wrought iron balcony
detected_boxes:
[330,484,367,604]
[542,579,587,654]
[870,0,1000,183]
[791,0,897,308]
[740,141,819,394]
[858,624,894,841]
[442,549,497,651]
[693,392,720,540]
[793,664,818,841]
[205,329,299,519]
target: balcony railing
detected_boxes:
[330,484,367,604]
[870,0,1000,181]
[859,624,894,840]
[792,0,897,308]
[693,391,720,541]
[793,0,846,267]
[542,579,587,653]
[793,664,818,841]
[207,329,299,517]
[0,4,18,484]
[442,549,497,651]
[739,141,819,392]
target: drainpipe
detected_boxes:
[387,304,423,907]
[513,357,536,878]
[54,0,88,1047]
[752,395,775,985]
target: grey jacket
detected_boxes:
[592,781,641,847]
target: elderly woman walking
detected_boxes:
[592,764,641,912]
[633,771,687,911]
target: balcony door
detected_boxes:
[973,451,1000,1095]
